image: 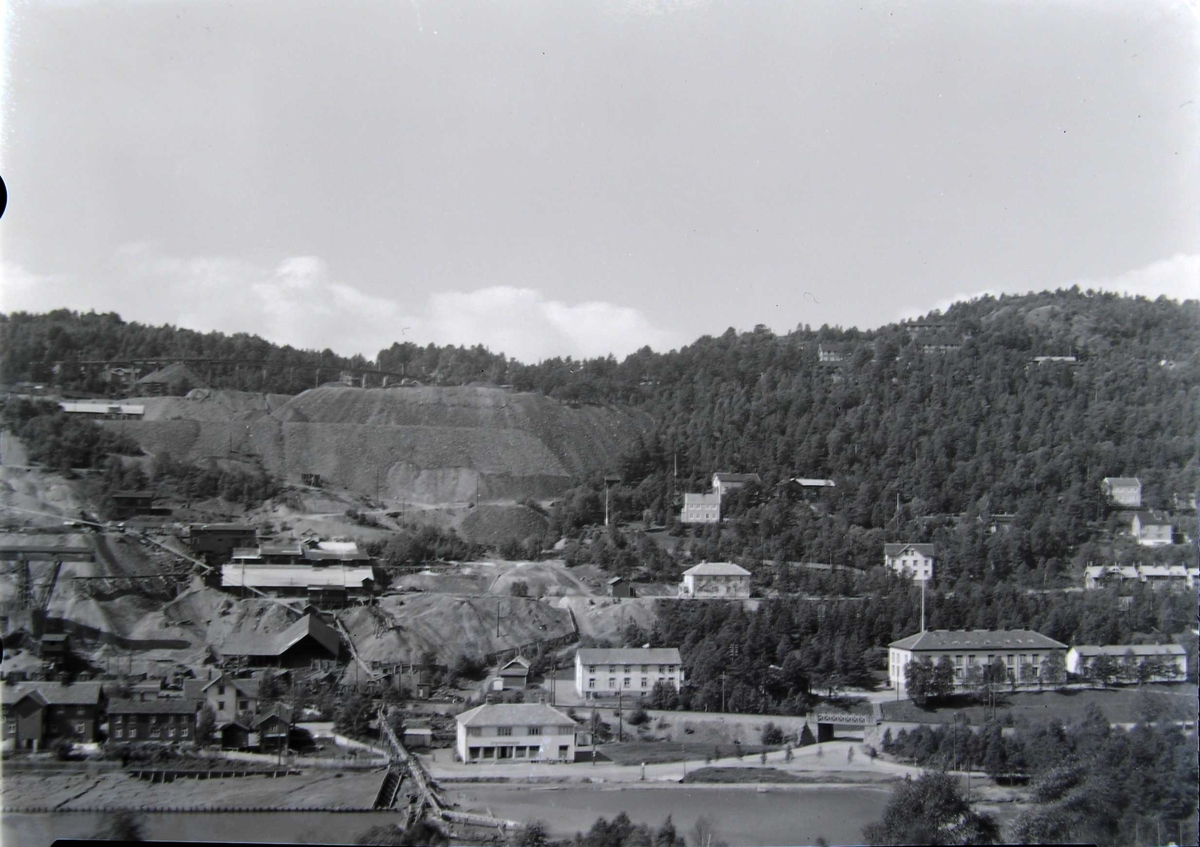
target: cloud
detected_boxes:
[892,253,1200,325]
[1,248,683,363]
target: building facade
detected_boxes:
[1,682,104,750]
[1065,644,1187,682]
[575,648,684,699]
[1084,564,1198,591]
[888,629,1068,692]
[186,524,259,563]
[681,492,720,524]
[1102,477,1142,509]
[201,674,260,724]
[883,543,936,582]
[455,703,577,764]
[108,699,198,743]
[679,562,752,598]
[1130,512,1173,547]
[711,473,762,500]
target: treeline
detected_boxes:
[645,584,1197,714]
[880,704,1198,847]
[362,524,484,567]
[1,398,142,470]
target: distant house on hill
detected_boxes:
[679,562,752,599]
[884,543,936,582]
[711,472,761,500]
[110,491,157,520]
[680,492,720,524]
[777,478,837,501]
[1084,564,1197,592]
[817,343,851,364]
[1102,477,1142,509]
[887,629,1067,692]
[135,362,207,397]
[1128,511,1173,547]
[575,647,683,699]
[606,576,634,599]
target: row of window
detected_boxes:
[465,726,569,737]
[112,714,190,724]
[588,677,654,689]
[112,726,190,739]
[586,665,676,674]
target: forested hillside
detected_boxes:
[3,289,1197,582]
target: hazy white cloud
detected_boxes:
[426,286,685,362]
[2,248,683,363]
[893,254,1200,325]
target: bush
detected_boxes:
[627,707,650,726]
[760,721,784,746]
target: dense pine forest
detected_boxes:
[3,289,1198,586]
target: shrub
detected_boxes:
[627,707,650,726]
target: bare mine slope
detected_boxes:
[111,385,652,504]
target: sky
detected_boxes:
[0,0,1196,363]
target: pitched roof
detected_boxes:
[217,614,341,659]
[1,681,104,706]
[456,702,576,728]
[136,362,207,387]
[108,698,198,715]
[577,648,682,665]
[254,704,294,726]
[1132,511,1171,527]
[500,656,531,671]
[1103,477,1141,486]
[683,493,720,506]
[1070,644,1186,657]
[784,478,837,488]
[682,562,751,577]
[201,674,261,698]
[890,629,1067,651]
[884,543,936,557]
[712,472,761,484]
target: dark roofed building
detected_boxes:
[1,681,105,750]
[217,614,341,669]
[492,656,530,692]
[606,576,634,599]
[110,491,156,520]
[186,524,259,564]
[254,705,294,751]
[108,698,198,743]
[135,362,208,396]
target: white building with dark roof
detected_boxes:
[711,472,762,499]
[1066,644,1187,682]
[1102,477,1142,509]
[679,562,752,599]
[1129,511,1173,547]
[887,629,1067,692]
[455,702,577,764]
[575,648,684,699]
[681,492,720,524]
[884,543,936,582]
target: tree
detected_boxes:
[1091,655,1120,689]
[335,690,374,738]
[689,815,728,847]
[1040,652,1066,690]
[760,722,784,746]
[862,772,1000,845]
[510,580,530,598]
[514,819,551,847]
[355,821,449,846]
[654,815,685,847]
[93,810,147,841]
[196,706,216,746]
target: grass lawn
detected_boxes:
[880,685,1199,726]
[682,767,802,784]
[600,740,772,765]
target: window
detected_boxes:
[623,665,631,673]
[218,701,226,711]
[218,685,226,695]
[623,677,631,688]
[150,728,160,738]
[659,665,666,673]
[238,700,249,710]
[954,655,963,666]
[167,727,175,738]
[1020,654,1028,664]
[1006,654,1014,665]
[467,727,482,737]
[588,678,595,689]
[1032,654,1042,664]
[74,722,85,734]
[180,728,189,737]
[641,678,648,688]
[5,720,15,735]
[527,726,542,736]
[588,666,596,673]
[114,715,124,724]
[640,665,648,673]
[608,678,616,688]
[114,728,124,738]
[76,707,86,717]
[150,715,157,724]
[968,655,975,665]
[497,727,513,736]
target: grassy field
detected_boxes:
[682,767,802,784]
[600,740,774,765]
[880,685,1199,726]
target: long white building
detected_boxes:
[574,647,684,699]
[888,629,1068,692]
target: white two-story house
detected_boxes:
[455,703,577,764]
[575,648,684,699]
[884,543,936,582]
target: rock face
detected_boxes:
[108,385,652,504]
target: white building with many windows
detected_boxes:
[884,543,936,582]
[574,648,684,699]
[679,562,752,598]
[887,629,1067,692]
[455,703,577,764]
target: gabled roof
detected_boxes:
[500,656,531,672]
[217,614,341,659]
[1070,644,1186,657]
[254,704,294,727]
[1102,477,1141,486]
[137,362,207,387]
[890,629,1067,652]
[108,698,198,715]
[1,681,104,707]
[201,674,261,698]
[1132,511,1171,527]
[456,702,575,728]
[577,648,682,666]
[682,562,751,577]
[783,478,837,488]
[884,543,936,558]
[712,472,761,484]
[683,492,720,506]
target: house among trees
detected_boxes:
[455,702,577,764]
[1102,477,1142,509]
[134,362,207,396]
[888,629,1068,693]
[680,492,720,524]
[574,647,683,699]
[491,656,530,692]
[107,698,197,743]
[884,543,936,582]
[110,491,157,520]
[679,562,752,599]
[1128,511,1173,546]
[711,472,762,500]
[1,681,105,751]
[776,478,837,502]
[817,342,851,364]
[1084,564,1198,592]
[1065,644,1187,684]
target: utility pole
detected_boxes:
[920,580,926,633]
[721,673,727,713]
